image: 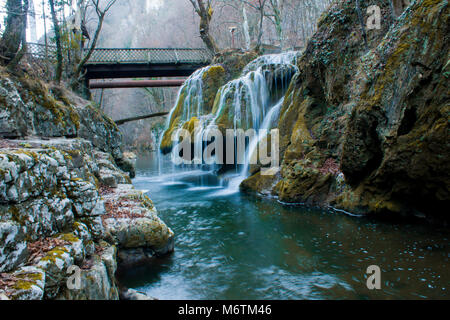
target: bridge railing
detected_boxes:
[26,42,213,65]
[27,42,58,61]
[88,48,212,64]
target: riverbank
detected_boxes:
[0,71,174,300]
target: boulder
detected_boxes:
[3,266,46,300]
[101,184,175,254]
[56,243,119,300]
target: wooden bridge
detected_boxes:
[27,43,213,88]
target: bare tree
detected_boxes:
[241,3,251,49]
[265,0,283,47]
[188,0,219,53]
[237,0,267,51]
[73,0,118,80]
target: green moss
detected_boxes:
[40,246,69,263]
[13,280,34,290]
[160,117,180,154]
[59,233,80,244]
[15,272,43,282]
[202,65,225,82]
[182,117,199,135]
[202,65,226,113]
[15,149,39,162]
[69,109,80,130]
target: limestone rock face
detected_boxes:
[0,137,174,299]
[101,184,175,255]
[0,144,105,243]
[338,0,450,217]
[56,243,119,300]
[0,78,37,138]
[4,266,46,300]
[241,0,449,220]
[94,151,132,188]
[0,75,133,176]
[0,66,174,299]
[36,234,85,299]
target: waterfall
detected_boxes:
[161,51,298,193]
[165,66,211,126]
[219,97,285,196]
[242,97,284,177]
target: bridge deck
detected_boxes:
[27,43,212,80]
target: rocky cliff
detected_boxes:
[243,0,449,221]
[0,71,174,300]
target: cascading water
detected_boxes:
[161,52,298,193]
[158,66,215,177]
[242,96,284,178]
[219,96,285,196]
[166,66,209,123]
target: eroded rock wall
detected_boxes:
[242,0,449,221]
[0,72,132,175]
[0,71,174,300]
[0,138,174,300]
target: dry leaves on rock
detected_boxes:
[27,237,72,265]
[103,198,146,220]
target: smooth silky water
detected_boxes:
[118,152,449,300]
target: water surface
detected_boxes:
[119,152,449,300]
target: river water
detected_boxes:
[118,152,449,300]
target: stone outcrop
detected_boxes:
[0,71,174,300]
[56,242,119,300]
[0,137,174,300]
[0,72,131,176]
[241,0,449,221]
[101,184,174,254]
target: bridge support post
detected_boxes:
[81,77,92,100]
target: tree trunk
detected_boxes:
[268,0,283,47]
[255,0,266,52]
[199,3,219,53]
[49,0,63,83]
[242,5,251,50]
[190,0,219,54]
[0,0,27,65]
[73,12,105,81]
[29,0,37,42]
[72,0,118,94]
[7,0,28,70]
